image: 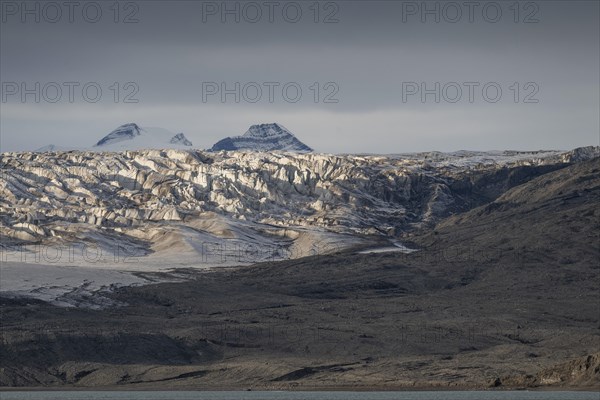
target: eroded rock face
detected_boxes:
[0,147,597,254]
[498,353,600,388]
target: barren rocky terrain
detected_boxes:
[1,154,598,390]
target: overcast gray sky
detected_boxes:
[1,0,598,153]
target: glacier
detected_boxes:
[2,146,597,259]
[1,145,598,306]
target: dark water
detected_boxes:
[0,391,598,400]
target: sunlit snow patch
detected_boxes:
[358,242,418,254]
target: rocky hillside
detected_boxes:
[1,157,598,389]
[414,154,600,269]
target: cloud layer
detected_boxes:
[1,1,598,152]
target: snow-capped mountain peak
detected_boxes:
[95,123,142,147]
[243,123,292,138]
[170,133,193,146]
[210,123,313,152]
[91,123,192,151]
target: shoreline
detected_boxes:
[2,386,599,392]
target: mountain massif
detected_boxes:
[33,122,313,153]
[2,147,598,268]
[0,149,598,389]
[35,123,193,152]
[210,123,313,152]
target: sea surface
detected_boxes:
[0,391,598,400]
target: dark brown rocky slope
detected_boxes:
[1,158,598,389]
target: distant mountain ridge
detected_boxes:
[95,123,143,147]
[34,123,192,152]
[170,133,193,146]
[94,123,193,151]
[34,123,314,153]
[210,123,313,152]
